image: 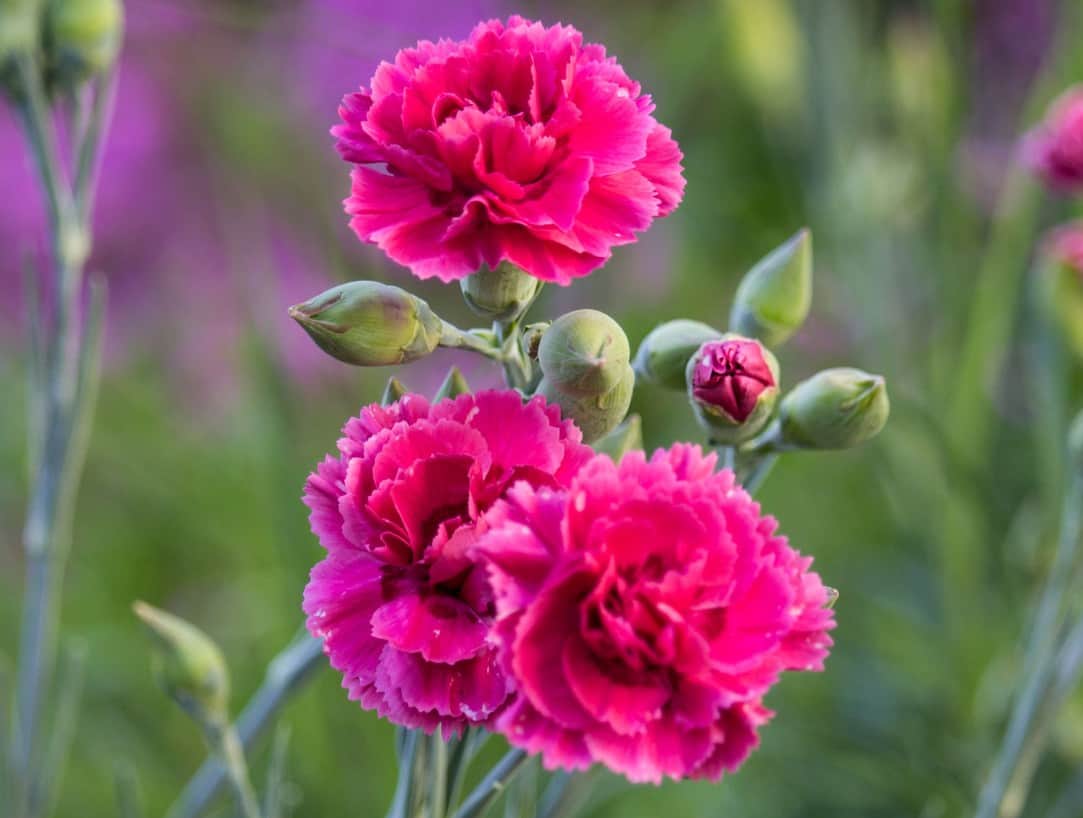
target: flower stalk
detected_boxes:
[9,45,113,818]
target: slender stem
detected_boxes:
[451,749,528,818]
[430,733,449,818]
[167,633,323,818]
[210,723,261,818]
[114,763,145,818]
[493,317,532,392]
[11,51,101,818]
[74,67,118,225]
[742,454,779,496]
[262,725,291,818]
[32,642,87,818]
[439,322,507,362]
[386,731,420,818]
[974,473,1083,818]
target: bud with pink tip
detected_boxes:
[686,334,780,444]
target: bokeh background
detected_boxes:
[4,0,1083,816]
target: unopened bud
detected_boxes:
[460,262,541,322]
[1040,224,1083,360]
[380,376,408,405]
[687,335,779,444]
[592,413,643,462]
[289,281,443,367]
[633,319,723,391]
[44,0,123,91]
[133,601,229,726]
[433,366,470,401]
[538,309,630,398]
[730,228,812,347]
[0,0,39,94]
[779,367,889,449]
[538,364,634,444]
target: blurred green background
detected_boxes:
[4,0,1083,816]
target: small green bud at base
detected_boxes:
[539,309,631,398]
[434,366,471,401]
[592,413,643,462]
[460,262,541,322]
[44,0,124,91]
[133,601,230,727]
[539,364,634,443]
[633,319,723,391]
[779,367,889,449]
[289,281,443,367]
[730,228,812,348]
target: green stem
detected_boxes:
[386,731,421,818]
[742,454,779,496]
[974,473,1083,818]
[208,723,261,818]
[11,52,99,818]
[451,749,528,818]
[430,734,449,818]
[439,322,507,362]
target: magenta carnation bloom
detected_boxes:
[476,445,834,782]
[1022,87,1083,192]
[302,390,593,733]
[332,15,685,284]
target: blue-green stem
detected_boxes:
[11,53,104,818]
[974,472,1083,818]
[386,731,422,818]
[451,748,529,818]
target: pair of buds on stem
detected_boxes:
[1,0,124,98]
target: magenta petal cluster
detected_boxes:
[1022,86,1083,192]
[476,445,835,783]
[332,15,685,285]
[303,390,593,733]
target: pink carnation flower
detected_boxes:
[332,15,685,284]
[302,390,592,733]
[476,445,835,783]
[1022,87,1083,192]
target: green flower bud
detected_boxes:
[687,335,780,445]
[0,0,40,95]
[633,319,723,391]
[592,413,643,462]
[779,367,889,450]
[538,364,634,444]
[460,262,541,322]
[380,376,408,405]
[133,601,229,727]
[44,0,123,91]
[433,365,470,401]
[730,228,812,348]
[538,309,630,399]
[289,281,443,367]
